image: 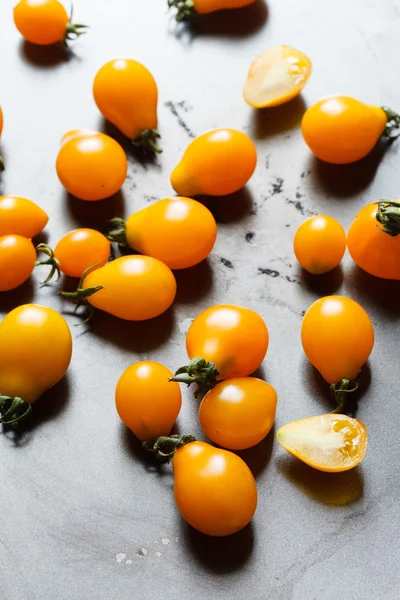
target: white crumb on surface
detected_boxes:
[137,548,148,556]
[156,552,162,558]
[126,559,132,564]
[115,553,126,563]
[161,538,170,545]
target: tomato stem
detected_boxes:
[0,155,4,171]
[167,0,195,21]
[35,243,61,285]
[59,262,104,322]
[382,106,400,138]
[132,130,162,154]
[375,200,400,236]
[63,6,88,48]
[169,357,219,399]
[108,218,128,247]
[330,378,359,414]
[0,396,32,427]
[143,434,196,462]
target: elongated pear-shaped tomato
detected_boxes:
[347,202,400,280]
[301,96,400,164]
[171,129,257,197]
[0,304,72,425]
[62,256,176,321]
[0,195,48,238]
[244,45,312,109]
[0,235,36,291]
[93,59,160,152]
[169,0,256,21]
[109,197,217,269]
[276,414,368,473]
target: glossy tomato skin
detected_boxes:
[301,296,374,384]
[93,59,158,139]
[0,235,36,291]
[115,362,181,441]
[186,304,269,379]
[56,130,128,201]
[301,96,387,164]
[294,215,346,274]
[125,197,217,269]
[82,255,176,321]
[0,304,72,403]
[0,195,48,238]
[244,45,312,109]
[14,0,69,46]
[199,377,277,450]
[172,441,257,536]
[348,203,400,280]
[54,228,110,278]
[171,129,257,197]
[193,0,255,13]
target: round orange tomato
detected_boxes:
[13,0,87,46]
[115,361,181,441]
[93,59,160,151]
[61,255,176,321]
[170,129,257,196]
[294,215,346,274]
[276,414,368,473]
[301,96,390,164]
[109,197,217,269]
[0,196,48,238]
[199,377,277,450]
[348,202,400,280]
[0,235,36,291]
[56,130,128,201]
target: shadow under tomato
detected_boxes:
[235,426,275,479]
[299,264,344,297]
[100,120,163,169]
[251,95,307,140]
[173,259,214,304]
[64,190,126,231]
[345,263,400,317]
[0,278,35,314]
[2,375,71,446]
[119,423,178,477]
[19,40,77,68]
[199,187,255,224]
[277,455,364,506]
[181,520,254,573]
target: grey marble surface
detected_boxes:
[1,0,400,598]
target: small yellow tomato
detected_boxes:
[244,45,312,108]
[171,129,257,197]
[109,197,217,269]
[199,377,277,450]
[56,130,128,201]
[294,215,346,274]
[276,414,368,472]
[0,235,36,291]
[0,304,72,425]
[0,195,48,238]
[115,361,182,441]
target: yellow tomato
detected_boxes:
[276,414,368,472]
[0,304,72,425]
[115,361,181,441]
[301,96,391,164]
[109,197,217,269]
[56,130,128,201]
[0,235,36,291]
[169,0,256,20]
[0,195,48,238]
[244,45,312,108]
[294,215,346,274]
[171,129,257,197]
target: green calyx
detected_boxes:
[169,357,219,399]
[375,200,400,236]
[0,155,4,172]
[63,6,88,47]
[167,0,195,21]
[382,106,400,138]
[58,262,104,323]
[330,378,359,414]
[108,217,128,247]
[35,243,61,285]
[143,434,197,462]
[132,129,162,154]
[0,396,32,427]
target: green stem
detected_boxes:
[108,217,129,247]
[0,155,4,172]
[132,129,162,154]
[0,396,32,427]
[35,243,61,284]
[58,262,103,323]
[63,6,88,47]
[330,378,359,414]
[167,0,195,21]
[169,357,219,399]
[375,200,400,236]
[382,106,400,138]
[143,434,196,462]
